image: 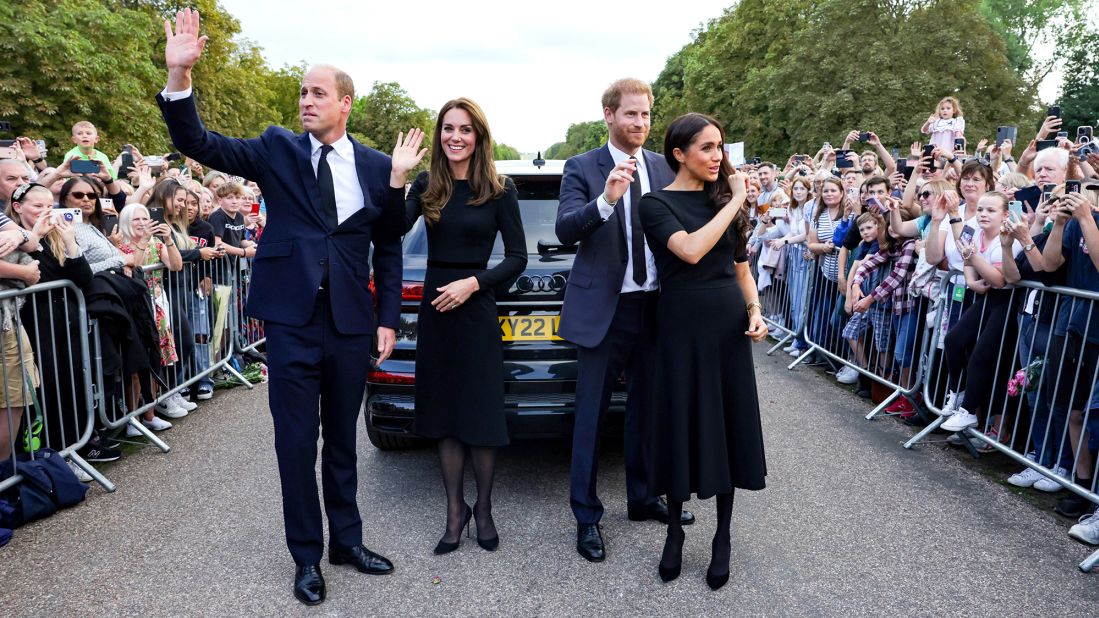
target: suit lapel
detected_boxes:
[349,137,375,215]
[295,133,332,230]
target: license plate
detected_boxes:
[499,315,561,342]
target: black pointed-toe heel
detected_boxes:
[433,504,472,555]
[705,568,729,590]
[658,528,684,582]
[472,504,499,551]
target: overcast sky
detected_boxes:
[219,0,732,153]
[219,0,1064,154]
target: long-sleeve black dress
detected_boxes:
[405,172,527,446]
[639,189,767,501]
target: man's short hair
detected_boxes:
[0,158,32,174]
[215,181,246,199]
[1033,147,1069,172]
[861,150,878,160]
[71,120,96,134]
[863,175,889,191]
[601,78,653,112]
[309,64,355,101]
[759,162,777,172]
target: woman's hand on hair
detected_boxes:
[390,128,428,186]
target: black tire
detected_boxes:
[365,425,423,451]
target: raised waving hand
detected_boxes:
[164,8,209,90]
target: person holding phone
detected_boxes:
[770,177,814,356]
[184,188,219,400]
[638,113,767,590]
[65,177,135,274]
[61,121,116,180]
[208,181,256,258]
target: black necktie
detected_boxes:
[316,144,339,229]
[628,157,646,286]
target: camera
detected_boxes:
[858,132,870,143]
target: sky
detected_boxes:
[218,0,1066,155]
[219,0,733,153]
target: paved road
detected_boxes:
[2,347,1097,616]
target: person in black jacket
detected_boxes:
[7,184,94,455]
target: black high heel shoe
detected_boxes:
[658,528,684,582]
[706,534,730,590]
[705,567,729,590]
[472,503,499,551]
[433,504,472,555]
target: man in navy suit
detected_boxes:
[158,10,422,605]
[556,78,695,563]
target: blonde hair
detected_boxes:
[937,96,963,118]
[71,120,96,135]
[6,185,67,265]
[118,203,148,244]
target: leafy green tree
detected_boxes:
[493,142,520,160]
[349,82,435,167]
[1057,31,1099,136]
[977,0,1088,89]
[543,120,607,159]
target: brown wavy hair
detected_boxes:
[662,113,749,240]
[420,98,506,225]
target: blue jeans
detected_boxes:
[809,269,839,352]
[786,248,811,349]
[188,292,214,390]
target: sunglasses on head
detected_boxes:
[69,191,97,201]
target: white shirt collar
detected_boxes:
[308,132,354,160]
[607,141,643,168]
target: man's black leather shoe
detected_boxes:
[628,497,696,525]
[293,564,325,606]
[576,524,606,562]
[329,544,395,575]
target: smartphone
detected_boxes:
[250,201,261,217]
[769,207,788,219]
[835,149,854,168]
[1014,185,1042,210]
[148,206,166,225]
[866,197,885,214]
[98,197,114,213]
[70,159,100,174]
[959,225,975,246]
[858,131,870,143]
[822,142,832,150]
[954,138,965,151]
[50,207,83,225]
[1008,201,1024,221]
[164,152,182,162]
[901,164,915,181]
[102,214,119,236]
[35,140,46,157]
[890,147,901,161]
[1035,140,1058,152]
[996,126,1017,147]
[0,146,15,159]
[1079,126,1094,144]
[1066,180,1082,194]
[1056,131,1069,140]
[794,154,806,164]
[119,147,134,178]
[1047,105,1061,119]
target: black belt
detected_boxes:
[620,290,658,299]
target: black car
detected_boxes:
[364,159,626,449]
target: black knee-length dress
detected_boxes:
[638,189,767,501]
[404,172,527,446]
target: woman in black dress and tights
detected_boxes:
[391,98,527,555]
[638,113,769,590]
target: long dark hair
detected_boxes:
[60,175,107,230]
[662,113,748,239]
[420,97,507,225]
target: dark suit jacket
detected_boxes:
[156,94,403,335]
[555,145,675,348]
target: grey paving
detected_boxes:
[1,347,1097,617]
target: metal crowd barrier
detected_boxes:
[749,239,808,355]
[236,257,265,354]
[97,256,254,456]
[0,281,104,492]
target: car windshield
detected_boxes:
[402,176,561,256]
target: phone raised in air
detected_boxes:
[1008,201,1024,222]
[959,225,976,247]
[996,126,1017,147]
[70,159,100,174]
[250,201,261,217]
[148,207,166,225]
[102,214,119,236]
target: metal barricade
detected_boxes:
[903,275,1099,572]
[235,258,265,355]
[749,239,809,356]
[96,256,251,451]
[0,281,108,492]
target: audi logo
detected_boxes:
[515,274,567,293]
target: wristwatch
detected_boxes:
[18,228,30,246]
[1023,242,1036,252]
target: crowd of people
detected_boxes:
[0,119,265,496]
[740,97,1099,547]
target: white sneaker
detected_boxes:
[1034,466,1069,493]
[1069,510,1099,545]
[1007,467,1046,488]
[126,422,142,438]
[156,398,189,419]
[68,460,93,483]
[171,393,198,412]
[941,407,978,431]
[836,366,859,384]
[789,348,802,357]
[143,416,173,432]
[783,344,798,353]
[941,391,963,417]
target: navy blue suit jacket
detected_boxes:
[156,94,403,336]
[555,145,675,348]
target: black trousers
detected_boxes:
[570,291,658,525]
[265,290,373,565]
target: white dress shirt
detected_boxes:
[596,142,659,293]
[161,87,366,225]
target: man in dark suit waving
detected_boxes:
[158,10,425,605]
[556,78,695,563]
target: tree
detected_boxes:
[543,120,607,159]
[493,142,520,160]
[1057,31,1099,137]
[977,0,1088,90]
[349,82,435,168]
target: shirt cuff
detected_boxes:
[160,87,193,101]
[596,194,615,220]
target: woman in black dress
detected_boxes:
[638,113,769,590]
[391,98,527,555]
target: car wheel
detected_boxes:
[365,424,424,451]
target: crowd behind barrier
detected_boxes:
[2,102,1099,573]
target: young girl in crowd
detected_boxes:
[921,96,966,154]
[771,177,813,356]
[807,177,848,357]
[938,192,1023,448]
